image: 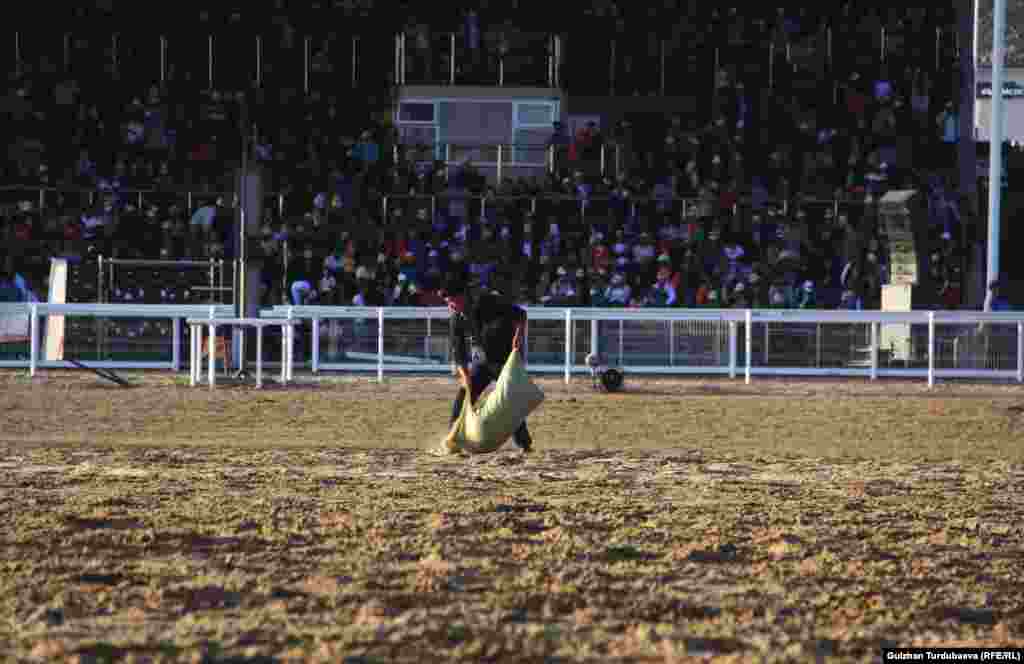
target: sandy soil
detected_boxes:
[1,371,1023,662]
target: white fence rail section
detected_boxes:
[3,304,1024,388]
[261,306,1024,388]
[0,303,235,373]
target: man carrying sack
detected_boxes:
[442,278,541,454]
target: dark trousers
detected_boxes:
[450,362,531,448]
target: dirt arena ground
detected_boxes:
[1,370,1023,663]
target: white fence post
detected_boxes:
[29,304,38,377]
[189,323,198,386]
[816,322,822,368]
[425,315,432,360]
[590,319,599,359]
[618,319,624,366]
[1017,321,1023,383]
[728,321,737,379]
[564,308,572,385]
[927,311,935,388]
[312,316,320,374]
[208,321,216,388]
[377,307,385,383]
[745,309,752,385]
[870,321,878,381]
[284,306,295,383]
[668,320,674,366]
[256,325,264,388]
[172,318,181,372]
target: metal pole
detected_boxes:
[564,309,572,385]
[208,35,213,90]
[377,307,385,383]
[189,324,197,386]
[555,35,561,88]
[395,33,400,86]
[312,317,319,373]
[728,321,737,379]
[609,39,616,94]
[827,26,832,68]
[668,320,674,366]
[744,309,752,385]
[974,0,980,130]
[497,144,503,184]
[600,144,606,176]
[279,324,287,383]
[618,319,624,366]
[286,307,294,382]
[763,322,769,365]
[450,33,456,84]
[208,322,216,387]
[256,326,263,387]
[352,35,358,87]
[304,36,310,94]
[927,311,936,388]
[29,304,38,377]
[590,319,599,358]
[238,135,248,373]
[256,36,262,86]
[870,322,878,380]
[14,32,20,77]
[1018,321,1023,383]
[548,35,553,87]
[97,255,104,359]
[426,316,432,359]
[499,56,504,86]
[985,0,1008,311]
[660,39,666,96]
[816,322,822,368]
[172,318,181,372]
[160,36,166,84]
[769,42,774,90]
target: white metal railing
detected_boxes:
[4,304,1024,388]
[261,306,1024,388]
[0,303,234,373]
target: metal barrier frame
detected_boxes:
[3,304,1023,389]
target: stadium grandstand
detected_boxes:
[2,0,1022,336]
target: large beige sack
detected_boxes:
[443,351,544,454]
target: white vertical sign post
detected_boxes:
[986,0,1008,309]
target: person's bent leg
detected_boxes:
[513,421,533,452]
[450,386,467,425]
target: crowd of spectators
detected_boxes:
[0,2,983,312]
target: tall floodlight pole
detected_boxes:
[985,0,1007,310]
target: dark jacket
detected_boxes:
[450,293,526,372]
